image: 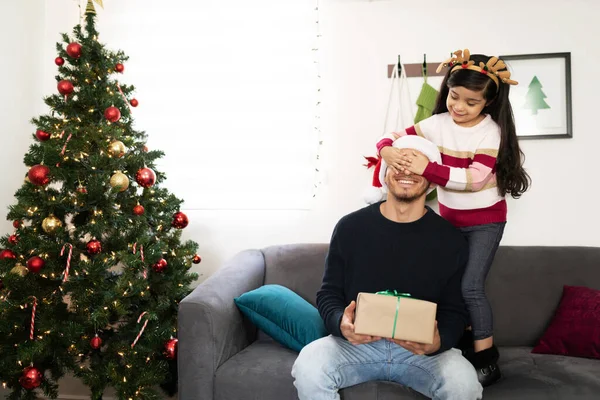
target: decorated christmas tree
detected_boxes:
[0,2,200,399]
[524,75,551,115]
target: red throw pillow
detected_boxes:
[532,285,600,359]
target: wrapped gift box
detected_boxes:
[353,291,437,344]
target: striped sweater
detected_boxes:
[376,112,506,228]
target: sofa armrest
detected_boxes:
[178,249,265,400]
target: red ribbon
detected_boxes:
[363,156,380,169]
[364,156,383,188]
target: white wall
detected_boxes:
[322,0,600,249]
[2,0,599,291]
[0,0,46,230]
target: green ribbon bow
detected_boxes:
[375,290,412,338]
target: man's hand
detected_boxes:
[399,150,429,176]
[340,301,382,345]
[389,321,441,355]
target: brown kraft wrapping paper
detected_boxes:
[353,292,437,344]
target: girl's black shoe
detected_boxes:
[471,345,502,387]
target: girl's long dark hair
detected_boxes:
[432,54,531,198]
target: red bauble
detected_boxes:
[135,168,156,188]
[104,106,121,123]
[28,165,51,186]
[115,63,125,73]
[192,254,201,264]
[90,334,102,350]
[35,129,51,141]
[26,256,45,273]
[86,239,102,255]
[172,212,189,229]
[55,56,65,66]
[77,185,87,194]
[13,220,22,229]
[66,42,82,58]
[163,338,178,360]
[130,98,139,107]
[20,366,43,390]
[0,249,16,259]
[133,205,145,216]
[8,235,19,245]
[152,258,168,273]
[142,145,148,152]
[57,80,74,95]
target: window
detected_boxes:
[114,1,319,210]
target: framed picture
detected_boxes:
[500,52,572,139]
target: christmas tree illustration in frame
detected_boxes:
[501,52,572,139]
[524,76,550,115]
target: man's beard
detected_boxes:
[390,183,429,203]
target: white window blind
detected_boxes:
[116,0,319,210]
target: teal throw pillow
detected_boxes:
[234,284,328,352]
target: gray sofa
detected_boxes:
[178,244,600,399]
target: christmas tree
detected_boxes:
[523,75,551,115]
[0,2,200,399]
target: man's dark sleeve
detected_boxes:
[429,244,469,355]
[316,221,347,338]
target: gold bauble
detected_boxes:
[108,140,126,158]
[11,263,28,277]
[110,171,129,192]
[42,215,63,234]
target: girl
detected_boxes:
[376,49,530,387]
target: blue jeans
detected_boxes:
[292,335,482,400]
[459,222,506,341]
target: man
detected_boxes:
[292,136,483,400]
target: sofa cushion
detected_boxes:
[262,244,328,307]
[480,346,600,399]
[215,340,298,400]
[341,381,427,400]
[214,339,427,400]
[531,285,600,359]
[234,284,328,352]
[486,246,600,347]
[215,342,600,400]
[347,348,600,399]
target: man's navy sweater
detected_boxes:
[316,202,469,354]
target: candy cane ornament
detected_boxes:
[131,311,149,348]
[61,243,74,282]
[60,133,73,156]
[29,297,37,340]
[116,83,132,112]
[132,243,147,279]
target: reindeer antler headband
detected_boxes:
[436,49,518,87]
